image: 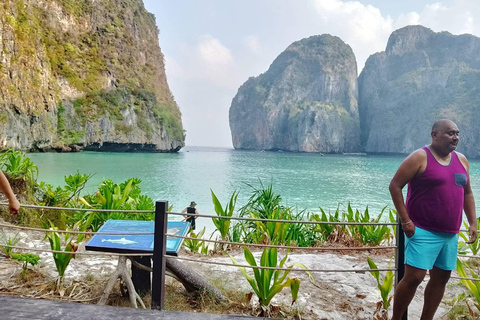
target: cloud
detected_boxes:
[243,35,262,55]
[410,0,479,35]
[312,0,393,70]
[165,35,241,90]
[197,35,234,65]
[193,35,241,89]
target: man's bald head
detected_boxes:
[432,119,457,134]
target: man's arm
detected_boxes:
[389,149,426,235]
[181,207,187,218]
[0,171,20,215]
[458,153,477,243]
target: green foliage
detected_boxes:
[367,257,394,310]
[56,0,93,18]
[237,182,316,247]
[79,178,154,231]
[42,220,80,283]
[227,246,313,308]
[310,206,346,242]
[0,230,21,258]
[348,205,390,246]
[311,204,394,246]
[458,219,480,255]
[182,227,208,254]
[211,189,238,242]
[11,252,40,275]
[0,149,38,186]
[456,258,480,311]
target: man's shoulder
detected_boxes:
[407,148,428,161]
[455,151,468,160]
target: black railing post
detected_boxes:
[395,217,408,320]
[152,200,168,310]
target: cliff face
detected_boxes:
[229,35,360,153]
[359,25,480,157]
[0,0,184,152]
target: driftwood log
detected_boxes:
[99,256,226,308]
[165,257,226,302]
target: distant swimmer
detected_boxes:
[182,201,199,231]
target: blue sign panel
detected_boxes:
[85,220,190,256]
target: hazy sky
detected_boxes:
[143,0,480,148]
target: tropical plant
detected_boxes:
[0,149,38,186]
[211,189,238,243]
[37,181,71,207]
[79,178,154,231]
[0,230,21,258]
[11,252,40,276]
[310,206,345,242]
[458,219,480,255]
[367,256,394,317]
[352,206,391,246]
[42,219,85,289]
[227,246,313,312]
[238,182,315,246]
[239,181,282,220]
[456,258,480,312]
[182,227,207,253]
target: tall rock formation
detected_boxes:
[229,35,360,153]
[0,0,184,152]
[359,25,480,157]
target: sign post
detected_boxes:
[152,200,168,310]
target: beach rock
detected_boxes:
[359,25,480,157]
[229,34,360,153]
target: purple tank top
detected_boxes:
[406,147,467,233]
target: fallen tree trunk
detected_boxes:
[130,257,226,303]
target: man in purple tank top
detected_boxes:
[389,119,477,320]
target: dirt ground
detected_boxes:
[0,221,473,319]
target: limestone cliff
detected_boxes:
[359,25,480,157]
[0,0,184,152]
[229,35,359,153]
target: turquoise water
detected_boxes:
[28,146,480,232]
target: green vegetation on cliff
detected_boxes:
[0,0,184,151]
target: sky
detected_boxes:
[142,0,480,148]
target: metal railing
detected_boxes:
[0,200,478,320]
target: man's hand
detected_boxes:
[466,224,478,244]
[402,220,415,238]
[8,198,20,215]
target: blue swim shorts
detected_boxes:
[404,226,459,271]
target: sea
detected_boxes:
[28,146,480,233]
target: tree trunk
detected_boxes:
[165,258,226,302]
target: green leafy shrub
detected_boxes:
[0,230,21,258]
[367,257,394,311]
[182,227,207,254]
[0,149,38,186]
[456,258,480,313]
[211,189,238,245]
[227,246,313,311]
[11,252,40,276]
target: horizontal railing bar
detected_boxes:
[168,233,396,251]
[0,222,154,235]
[0,244,152,256]
[0,202,153,213]
[165,255,396,273]
[168,211,397,226]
